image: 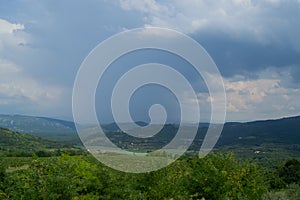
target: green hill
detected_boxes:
[212,116,300,163]
[0,127,72,156]
[217,115,300,146]
[0,114,80,145]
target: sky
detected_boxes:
[0,0,300,122]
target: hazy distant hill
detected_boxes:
[0,115,80,144]
[0,127,71,156]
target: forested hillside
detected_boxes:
[0,127,79,157]
[0,115,79,145]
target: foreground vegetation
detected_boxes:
[1,152,299,200]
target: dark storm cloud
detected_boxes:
[196,32,300,81]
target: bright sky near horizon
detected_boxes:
[0,0,300,122]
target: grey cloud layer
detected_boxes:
[120,0,300,79]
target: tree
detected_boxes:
[187,152,267,199]
[278,159,300,185]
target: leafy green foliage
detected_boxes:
[1,152,290,200]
